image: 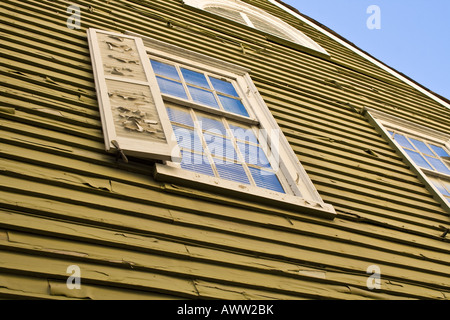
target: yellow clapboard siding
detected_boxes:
[2,158,450,263]
[4,230,438,299]
[0,251,202,298]
[0,231,369,299]
[1,89,99,121]
[3,208,450,278]
[1,176,449,291]
[0,47,95,92]
[1,94,100,129]
[0,272,181,300]
[1,67,98,110]
[1,137,449,261]
[0,138,445,234]
[0,214,447,299]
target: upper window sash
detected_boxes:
[149,56,258,122]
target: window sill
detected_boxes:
[153,163,337,220]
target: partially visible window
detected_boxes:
[388,131,450,175]
[183,0,329,56]
[364,108,450,209]
[388,130,450,204]
[428,176,450,203]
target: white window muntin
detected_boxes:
[166,104,291,194]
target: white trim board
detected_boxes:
[269,0,450,110]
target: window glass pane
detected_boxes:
[181,68,210,89]
[180,151,214,176]
[204,134,238,160]
[167,106,194,127]
[404,149,433,170]
[443,180,450,195]
[210,77,239,97]
[218,95,249,117]
[214,160,250,184]
[430,144,450,158]
[156,77,188,99]
[409,138,434,156]
[172,125,203,152]
[229,123,259,144]
[188,86,220,109]
[425,156,450,175]
[429,177,450,196]
[237,142,271,168]
[151,60,180,80]
[196,114,226,135]
[248,167,285,193]
[394,134,414,149]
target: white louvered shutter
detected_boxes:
[87,28,181,162]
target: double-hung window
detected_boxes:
[87,28,336,219]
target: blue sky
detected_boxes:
[281,0,450,100]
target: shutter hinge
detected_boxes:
[111,140,129,163]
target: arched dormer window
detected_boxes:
[183,0,329,56]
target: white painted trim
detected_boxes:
[269,0,450,110]
[240,12,255,28]
[183,0,329,56]
[242,72,323,202]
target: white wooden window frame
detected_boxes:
[124,30,336,219]
[364,107,450,213]
[182,0,329,56]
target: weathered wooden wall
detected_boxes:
[0,0,449,299]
